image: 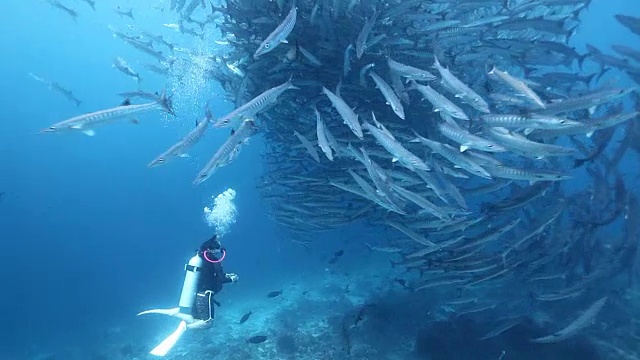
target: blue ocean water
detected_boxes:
[0,0,639,359]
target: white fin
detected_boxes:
[460,145,469,152]
[137,307,180,317]
[392,157,399,163]
[588,106,597,115]
[178,154,190,158]
[149,321,188,357]
[523,128,534,135]
[83,130,96,136]
[280,39,288,44]
[71,124,84,129]
[586,131,594,138]
[138,308,195,323]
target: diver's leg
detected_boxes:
[186,319,212,330]
[189,290,215,329]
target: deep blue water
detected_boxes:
[0,0,639,359]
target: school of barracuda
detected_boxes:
[40,0,640,357]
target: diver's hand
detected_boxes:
[226,273,239,283]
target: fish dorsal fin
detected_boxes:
[195,120,199,128]
[231,129,235,136]
[121,98,131,106]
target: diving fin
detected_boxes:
[137,307,180,317]
[137,307,194,322]
[149,320,188,357]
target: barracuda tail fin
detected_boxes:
[287,73,299,90]
[205,106,213,122]
[158,91,175,115]
[575,52,587,71]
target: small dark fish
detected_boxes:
[267,290,282,298]
[239,311,252,324]
[353,304,373,327]
[615,14,640,36]
[393,278,411,290]
[47,0,78,21]
[247,335,268,344]
[115,6,135,20]
[329,249,345,264]
[393,278,407,287]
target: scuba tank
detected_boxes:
[178,253,204,313]
[136,252,205,357]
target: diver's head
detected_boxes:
[200,234,221,253]
[200,234,226,263]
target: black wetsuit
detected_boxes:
[197,252,233,293]
[192,251,232,321]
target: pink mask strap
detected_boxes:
[203,249,226,263]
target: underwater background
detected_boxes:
[1,0,640,359]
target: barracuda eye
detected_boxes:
[264,44,270,49]
[559,119,566,124]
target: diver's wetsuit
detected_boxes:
[192,238,233,322]
[198,254,233,293]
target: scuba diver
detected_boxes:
[137,234,239,357]
[183,235,239,329]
